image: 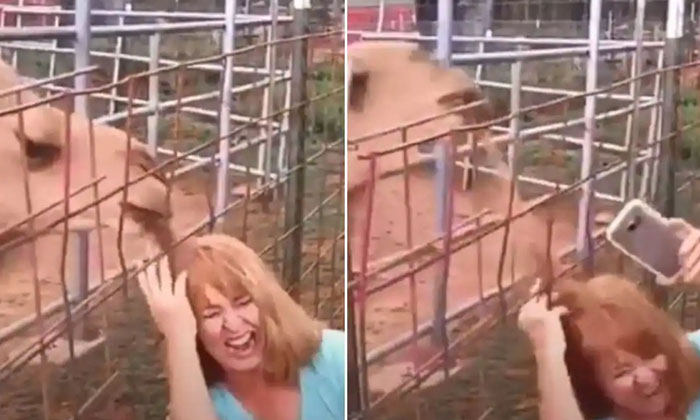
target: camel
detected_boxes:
[0,59,209,330]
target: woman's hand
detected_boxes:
[518,280,569,356]
[668,218,700,285]
[137,255,197,342]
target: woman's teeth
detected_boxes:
[225,332,255,351]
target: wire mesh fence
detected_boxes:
[0,2,344,419]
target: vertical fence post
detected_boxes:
[74,0,91,116]
[261,0,278,192]
[278,54,293,179]
[475,30,491,83]
[48,9,59,80]
[347,258,362,416]
[69,226,90,341]
[215,0,237,229]
[624,0,646,201]
[109,3,128,116]
[282,0,309,299]
[507,45,522,292]
[147,29,161,158]
[431,0,453,348]
[11,0,24,68]
[658,0,684,218]
[575,0,601,274]
[508,49,522,170]
[648,25,664,201]
[436,0,453,68]
[481,0,493,77]
[376,0,385,32]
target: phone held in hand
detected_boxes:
[606,199,683,285]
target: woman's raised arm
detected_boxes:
[138,257,219,420]
[518,289,585,420]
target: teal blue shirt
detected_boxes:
[208,329,345,420]
[600,330,700,420]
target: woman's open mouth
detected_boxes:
[639,384,662,399]
[224,331,256,356]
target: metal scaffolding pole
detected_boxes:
[214,0,237,230]
[575,0,602,273]
[432,0,452,349]
[658,0,684,217]
[147,29,161,157]
[436,0,453,68]
[282,0,309,299]
[624,0,646,200]
[261,0,278,190]
[74,0,91,115]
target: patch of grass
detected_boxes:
[308,62,344,144]
[681,88,700,167]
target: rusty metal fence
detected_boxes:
[0,4,344,420]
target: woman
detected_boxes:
[518,219,700,420]
[520,275,700,420]
[137,234,345,420]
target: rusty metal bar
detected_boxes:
[357,155,377,410]
[15,89,51,420]
[282,5,309,299]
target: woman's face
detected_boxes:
[597,349,670,416]
[197,284,265,372]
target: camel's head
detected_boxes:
[0,60,170,257]
[346,41,495,191]
[345,41,582,279]
[348,41,492,132]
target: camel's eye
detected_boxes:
[349,59,368,111]
[23,138,61,171]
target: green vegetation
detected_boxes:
[681,88,700,167]
[308,62,344,145]
[521,142,575,168]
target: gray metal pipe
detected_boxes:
[0,17,287,41]
[147,30,161,157]
[214,0,237,230]
[575,0,602,269]
[432,0,453,355]
[74,0,90,115]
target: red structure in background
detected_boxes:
[0,0,62,27]
[347,2,415,44]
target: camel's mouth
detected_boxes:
[0,224,32,254]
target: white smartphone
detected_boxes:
[605,199,683,285]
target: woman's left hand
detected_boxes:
[138,255,197,342]
[669,218,700,285]
[518,279,569,356]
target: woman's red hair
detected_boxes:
[553,275,700,419]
